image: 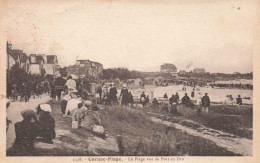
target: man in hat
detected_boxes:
[119,84,129,106]
[201,93,210,113]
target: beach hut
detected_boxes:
[113,78,120,88]
[134,78,144,87]
[153,76,164,86]
[144,77,155,85]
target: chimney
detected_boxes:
[7,41,12,49]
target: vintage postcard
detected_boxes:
[0,0,260,163]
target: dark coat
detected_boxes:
[236,97,242,105]
[38,113,56,140]
[181,95,191,106]
[120,89,129,105]
[169,95,175,105]
[128,93,134,103]
[109,87,118,100]
[140,93,146,102]
[152,99,159,107]
[9,121,41,156]
[175,94,179,102]
[201,96,210,107]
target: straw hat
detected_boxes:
[71,89,78,93]
[40,104,52,112]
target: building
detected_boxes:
[193,68,206,74]
[67,59,103,79]
[28,54,45,75]
[160,63,177,73]
[6,42,21,70]
[178,70,187,74]
[42,55,58,77]
[20,52,30,73]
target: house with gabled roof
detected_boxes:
[28,54,45,75]
[19,53,30,73]
[42,55,58,77]
[6,42,21,70]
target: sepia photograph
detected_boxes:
[1,0,260,161]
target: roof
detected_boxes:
[30,54,44,64]
[8,49,22,61]
[36,55,44,63]
[20,53,28,63]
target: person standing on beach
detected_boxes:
[128,92,134,106]
[174,92,179,104]
[181,93,192,107]
[236,95,243,105]
[163,93,168,104]
[65,75,77,94]
[201,93,210,113]
[119,84,129,106]
[169,94,175,105]
[140,92,146,107]
[109,83,118,105]
[54,74,66,101]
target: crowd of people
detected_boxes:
[7,76,50,102]
[7,104,55,156]
[6,75,245,156]
[6,74,105,156]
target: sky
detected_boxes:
[2,0,258,73]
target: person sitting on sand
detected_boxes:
[81,105,101,131]
[36,104,56,144]
[8,110,40,156]
[152,98,159,109]
[72,103,88,127]
[224,95,234,105]
[236,95,243,105]
[65,90,82,116]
